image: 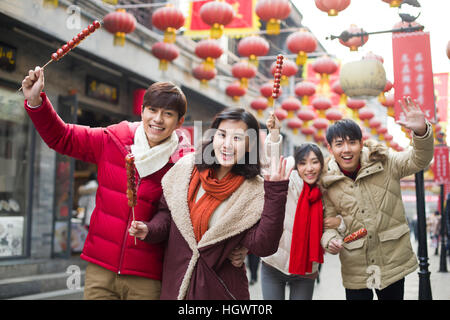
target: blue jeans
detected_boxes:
[261,261,315,300]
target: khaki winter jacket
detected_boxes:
[320,122,434,290]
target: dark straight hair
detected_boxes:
[195,108,261,179]
[326,119,362,146]
[294,143,324,171]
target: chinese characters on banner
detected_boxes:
[392,32,436,123]
[184,0,260,38]
[433,145,449,185]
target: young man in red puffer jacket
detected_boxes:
[22,66,193,300]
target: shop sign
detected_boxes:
[0,42,16,72]
[86,76,119,104]
[433,145,449,185]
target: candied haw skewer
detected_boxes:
[125,153,137,245]
[272,54,284,100]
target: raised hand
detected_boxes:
[396,96,427,136]
[266,112,281,132]
[263,156,292,181]
[22,66,44,107]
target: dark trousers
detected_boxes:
[247,253,260,281]
[345,278,405,300]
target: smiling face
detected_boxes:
[296,150,323,185]
[327,137,363,173]
[212,119,249,169]
[141,106,184,147]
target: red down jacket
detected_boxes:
[25,92,193,280]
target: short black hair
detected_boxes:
[326,119,362,146]
[294,143,324,171]
[142,82,187,119]
[195,108,261,179]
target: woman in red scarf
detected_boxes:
[260,113,346,300]
[129,109,291,300]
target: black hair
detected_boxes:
[195,108,261,179]
[294,143,324,171]
[142,82,187,120]
[326,119,362,146]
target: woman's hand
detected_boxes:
[324,216,341,229]
[22,66,45,107]
[128,221,149,241]
[228,246,248,268]
[263,156,292,181]
[328,238,343,255]
[396,96,427,136]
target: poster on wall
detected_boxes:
[0,216,23,257]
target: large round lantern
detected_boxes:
[274,108,288,121]
[339,25,368,51]
[103,9,136,46]
[368,118,381,135]
[237,36,269,67]
[383,0,402,8]
[281,97,302,118]
[226,82,247,101]
[325,108,343,123]
[250,97,269,117]
[255,0,291,35]
[313,118,329,136]
[287,118,303,135]
[312,55,338,86]
[340,58,386,98]
[295,81,316,105]
[271,59,298,86]
[151,5,185,43]
[231,61,257,88]
[315,0,351,16]
[297,108,316,128]
[301,126,316,141]
[312,96,332,118]
[346,98,365,118]
[151,42,179,70]
[358,107,375,127]
[195,39,224,70]
[260,82,283,107]
[193,64,217,85]
[286,29,318,66]
[200,1,234,39]
[381,93,395,117]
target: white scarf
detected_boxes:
[131,123,179,177]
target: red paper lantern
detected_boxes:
[339,24,368,51]
[377,126,388,140]
[358,107,375,126]
[382,0,401,7]
[312,55,338,85]
[301,126,317,141]
[325,108,343,123]
[231,61,257,88]
[312,97,332,118]
[297,108,316,127]
[194,39,224,69]
[384,133,393,142]
[315,0,351,16]
[133,88,146,116]
[362,130,371,141]
[255,0,291,35]
[193,64,217,84]
[368,118,382,135]
[346,98,366,118]
[295,81,316,105]
[226,82,247,101]
[286,29,317,66]
[312,117,329,135]
[390,141,398,150]
[381,93,395,118]
[378,79,393,104]
[331,80,347,105]
[103,9,136,46]
[287,118,304,135]
[271,59,298,86]
[274,108,288,121]
[250,97,269,117]
[237,36,269,66]
[281,97,302,118]
[151,5,185,43]
[314,133,327,144]
[260,82,283,107]
[200,1,234,39]
[151,42,179,70]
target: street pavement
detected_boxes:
[249,236,450,300]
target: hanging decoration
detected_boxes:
[260,82,283,107]
[255,0,292,35]
[226,81,247,101]
[151,5,185,43]
[287,118,303,135]
[346,98,365,119]
[193,63,217,85]
[314,0,351,16]
[194,39,224,70]
[312,55,338,89]
[151,42,179,70]
[199,0,234,39]
[237,35,270,67]
[270,59,298,86]
[368,118,381,135]
[231,61,257,88]
[103,9,137,46]
[377,126,388,141]
[340,58,386,97]
[325,108,343,123]
[358,107,375,127]
[297,108,316,128]
[381,93,395,117]
[312,96,332,118]
[250,97,269,117]
[339,25,368,51]
[286,29,318,66]
[281,97,302,119]
[274,108,288,121]
[301,126,316,141]
[295,81,316,105]
[378,79,393,104]
[312,118,329,137]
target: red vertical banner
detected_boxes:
[433,73,448,123]
[433,145,449,185]
[392,32,436,122]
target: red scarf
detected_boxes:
[289,183,324,275]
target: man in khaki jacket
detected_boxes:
[320,97,434,300]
